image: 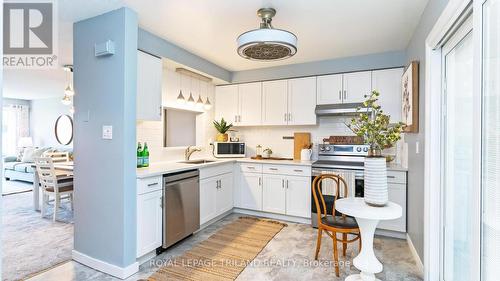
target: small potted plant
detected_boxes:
[213,118,233,142]
[263,148,273,158]
[348,91,404,206]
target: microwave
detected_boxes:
[213,142,246,158]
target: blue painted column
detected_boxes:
[72,7,138,278]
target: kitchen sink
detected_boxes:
[179,159,216,164]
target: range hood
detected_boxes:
[315,103,371,116]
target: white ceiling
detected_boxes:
[3,0,428,99]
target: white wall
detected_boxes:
[30,97,73,148]
[137,65,216,163]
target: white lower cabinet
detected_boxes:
[263,174,287,214]
[285,175,312,218]
[239,164,311,218]
[239,172,263,211]
[199,171,234,225]
[137,189,162,258]
[378,183,407,232]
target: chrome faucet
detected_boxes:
[185,146,202,161]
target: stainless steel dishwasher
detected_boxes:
[162,169,200,248]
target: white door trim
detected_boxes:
[424,0,476,280]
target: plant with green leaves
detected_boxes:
[347,91,405,157]
[213,118,233,134]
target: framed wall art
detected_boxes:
[401,61,419,133]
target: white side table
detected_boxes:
[335,198,402,281]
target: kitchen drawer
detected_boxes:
[239,163,263,173]
[137,176,162,195]
[387,171,406,184]
[263,164,311,177]
[199,163,233,179]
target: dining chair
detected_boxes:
[312,174,362,277]
[34,157,74,221]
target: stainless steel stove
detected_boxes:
[311,144,369,227]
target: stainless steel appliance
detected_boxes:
[311,144,369,227]
[213,142,246,158]
[315,103,371,116]
[162,170,200,248]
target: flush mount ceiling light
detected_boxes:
[237,8,297,61]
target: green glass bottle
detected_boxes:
[137,142,143,168]
[142,142,150,167]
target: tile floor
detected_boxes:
[27,214,422,281]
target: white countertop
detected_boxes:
[136,158,313,179]
[386,163,408,172]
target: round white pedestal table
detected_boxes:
[335,198,402,281]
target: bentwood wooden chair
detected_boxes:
[312,174,361,277]
[35,157,74,221]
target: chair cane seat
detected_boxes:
[321,215,358,229]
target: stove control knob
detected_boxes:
[363,147,369,152]
[319,146,325,151]
[357,147,362,152]
[325,146,331,151]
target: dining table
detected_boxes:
[32,161,74,211]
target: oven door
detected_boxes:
[310,168,364,227]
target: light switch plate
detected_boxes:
[102,125,113,140]
[415,141,420,154]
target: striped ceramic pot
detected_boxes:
[364,156,388,206]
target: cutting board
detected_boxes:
[293,132,311,160]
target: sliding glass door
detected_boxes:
[442,16,474,281]
[481,0,500,279]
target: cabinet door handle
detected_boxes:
[284,113,287,122]
[387,176,396,179]
[259,177,262,186]
[282,179,285,188]
[247,166,255,169]
[234,115,237,122]
[160,196,163,208]
[269,168,278,171]
[238,115,241,122]
[147,182,159,187]
[288,113,292,121]
[343,90,347,100]
[286,180,289,189]
[219,179,222,188]
[339,90,342,100]
[293,169,303,172]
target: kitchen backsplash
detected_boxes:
[138,115,407,167]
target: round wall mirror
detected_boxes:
[55,115,73,145]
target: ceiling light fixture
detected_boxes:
[237,8,297,61]
[61,95,72,105]
[177,73,186,103]
[204,82,212,110]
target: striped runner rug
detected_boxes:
[148,217,287,281]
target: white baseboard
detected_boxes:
[72,250,138,279]
[406,234,424,277]
[233,208,311,225]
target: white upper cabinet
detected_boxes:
[238,82,262,126]
[317,74,343,105]
[215,84,239,123]
[372,68,404,123]
[343,71,372,103]
[287,77,317,125]
[262,80,288,125]
[137,50,162,121]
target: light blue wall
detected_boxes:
[231,50,407,83]
[405,0,449,262]
[138,28,231,82]
[73,7,138,268]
